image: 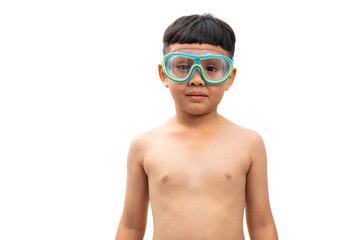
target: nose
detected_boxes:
[188,67,206,86]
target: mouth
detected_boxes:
[185,91,208,101]
[185,91,208,97]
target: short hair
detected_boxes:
[162,14,236,58]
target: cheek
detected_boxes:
[168,84,184,100]
[212,92,225,105]
[208,86,226,101]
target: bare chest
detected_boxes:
[143,134,251,195]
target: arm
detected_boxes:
[245,131,278,240]
[115,136,150,240]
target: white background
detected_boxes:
[1,0,359,239]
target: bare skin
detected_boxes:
[116,44,278,240]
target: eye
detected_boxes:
[206,66,217,72]
[176,64,191,70]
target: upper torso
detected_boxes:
[141,117,253,240]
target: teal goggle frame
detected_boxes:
[162,52,234,85]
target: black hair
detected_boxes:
[162,14,236,58]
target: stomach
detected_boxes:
[150,194,245,240]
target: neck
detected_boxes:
[173,106,221,130]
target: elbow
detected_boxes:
[115,222,146,240]
[248,222,278,240]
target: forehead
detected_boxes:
[168,43,230,57]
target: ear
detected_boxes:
[158,64,169,88]
[225,67,237,91]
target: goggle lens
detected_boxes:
[167,56,194,79]
[200,58,228,81]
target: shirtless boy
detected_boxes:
[116,14,278,240]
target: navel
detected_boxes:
[224,172,232,180]
[161,175,169,183]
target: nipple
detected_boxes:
[161,175,169,183]
[224,173,232,180]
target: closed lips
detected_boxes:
[186,91,208,96]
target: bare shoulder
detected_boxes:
[132,123,168,143]
[239,126,264,147]
[127,130,153,167]
[222,117,266,162]
[223,120,267,171]
[128,123,170,164]
[228,123,267,165]
[222,116,264,144]
[128,132,147,156]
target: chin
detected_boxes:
[183,106,215,116]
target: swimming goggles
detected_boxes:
[162,52,234,85]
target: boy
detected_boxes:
[116,14,278,240]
